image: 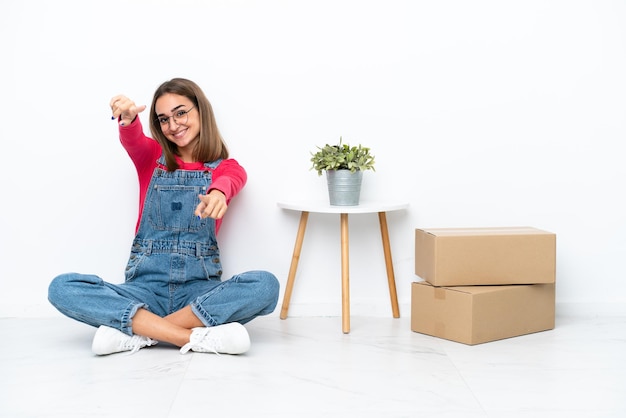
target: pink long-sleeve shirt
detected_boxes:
[119,118,247,235]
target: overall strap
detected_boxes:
[156,155,167,170]
[204,158,222,170]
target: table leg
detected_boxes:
[280,211,309,320]
[340,213,350,333]
[378,212,400,318]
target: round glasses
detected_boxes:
[156,106,195,127]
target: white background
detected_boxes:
[1,0,624,318]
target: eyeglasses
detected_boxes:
[156,106,195,127]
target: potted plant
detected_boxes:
[310,137,375,206]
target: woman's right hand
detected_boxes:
[110,95,147,126]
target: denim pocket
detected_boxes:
[148,185,204,232]
[124,246,147,282]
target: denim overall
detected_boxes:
[49,156,279,336]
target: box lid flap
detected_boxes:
[419,227,552,237]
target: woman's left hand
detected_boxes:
[195,190,228,219]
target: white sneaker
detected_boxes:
[180,322,250,355]
[92,325,158,355]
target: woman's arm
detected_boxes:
[209,158,248,203]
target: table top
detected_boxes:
[277,200,409,214]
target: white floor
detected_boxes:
[1,310,625,418]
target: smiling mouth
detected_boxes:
[172,128,187,140]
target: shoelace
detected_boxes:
[180,329,221,355]
[124,335,154,355]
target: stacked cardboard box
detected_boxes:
[411,227,556,345]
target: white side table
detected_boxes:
[277,200,409,333]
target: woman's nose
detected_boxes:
[165,118,180,130]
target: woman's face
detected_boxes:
[155,93,200,161]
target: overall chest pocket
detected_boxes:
[148,185,204,232]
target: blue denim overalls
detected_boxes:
[49,156,279,336]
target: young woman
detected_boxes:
[48,78,279,355]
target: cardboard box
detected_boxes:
[411,281,555,345]
[415,227,556,286]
